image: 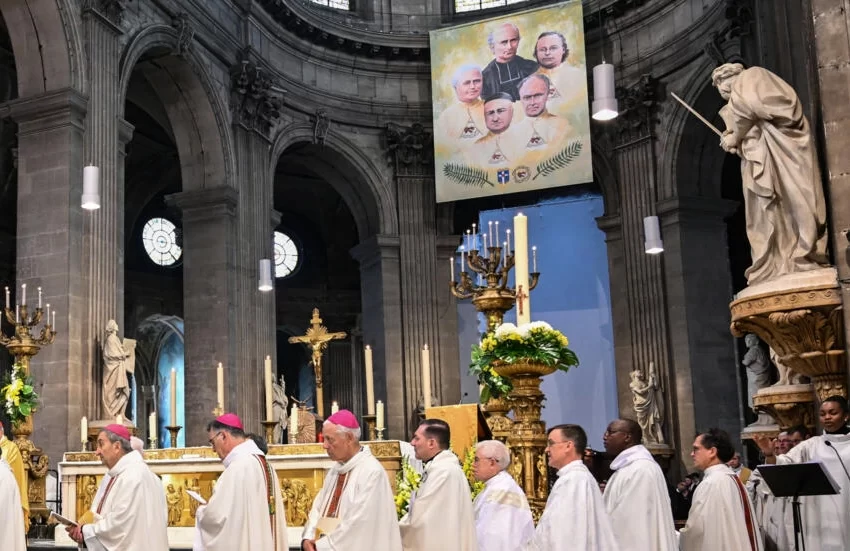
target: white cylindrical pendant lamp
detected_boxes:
[592,62,618,121]
[258,258,273,291]
[643,216,664,254]
[82,165,101,210]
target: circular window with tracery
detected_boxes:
[142,217,182,267]
[274,231,299,278]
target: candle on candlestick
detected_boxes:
[472,223,477,243]
[331,401,339,414]
[4,286,8,308]
[170,368,177,426]
[488,221,493,245]
[506,229,512,254]
[376,400,385,430]
[46,304,50,325]
[264,356,274,421]
[466,229,471,250]
[482,233,488,258]
[37,287,42,308]
[450,257,455,282]
[290,403,299,436]
[460,246,465,272]
[532,246,538,272]
[149,411,157,440]
[421,345,432,409]
[513,213,531,325]
[21,283,25,306]
[364,345,375,414]
[52,310,55,327]
[217,362,224,410]
[503,241,508,261]
[81,416,88,443]
[495,221,500,245]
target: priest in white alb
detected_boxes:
[679,428,762,550]
[194,413,288,551]
[525,424,617,550]
[399,419,477,550]
[601,418,676,551]
[301,410,402,551]
[1,444,27,551]
[472,439,534,551]
[65,424,168,551]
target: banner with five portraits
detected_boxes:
[429,1,592,203]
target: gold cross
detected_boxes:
[288,308,347,418]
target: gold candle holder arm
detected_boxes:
[450,275,474,299]
[529,272,541,291]
[165,426,182,448]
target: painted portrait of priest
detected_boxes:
[430,0,592,203]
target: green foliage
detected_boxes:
[532,140,583,180]
[2,364,39,427]
[443,163,496,188]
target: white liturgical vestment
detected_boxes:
[302,446,402,550]
[81,450,168,551]
[603,445,677,551]
[679,463,763,551]
[0,459,26,551]
[399,449,477,551]
[775,432,850,550]
[195,439,288,551]
[747,468,794,550]
[473,470,534,551]
[524,459,617,551]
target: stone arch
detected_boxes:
[0,0,85,97]
[119,25,235,191]
[270,123,393,239]
[591,141,619,216]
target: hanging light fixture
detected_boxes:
[258,259,273,291]
[592,10,618,121]
[81,165,100,210]
[644,216,664,254]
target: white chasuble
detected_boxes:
[194,440,288,551]
[399,449,477,551]
[525,459,617,551]
[302,446,402,551]
[0,460,26,551]
[603,445,677,551]
[473,470,534,551]
[775,433,850,550]
[679,463,763,551]
[81,450,169,551]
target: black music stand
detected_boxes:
[758,462,840,551]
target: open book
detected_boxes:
[49,511,78,527]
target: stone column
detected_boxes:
[351,235,404,437]
[81,1,126,420]
[385,123,460,429]
[7,88,88,466]
[229,56,281,433]
[165,188,238,445]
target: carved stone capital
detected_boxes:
[230,57,283,138]
[730,272,846,402]
[171,13,195,58]
[615,74,658,145]
[385,123,433,175]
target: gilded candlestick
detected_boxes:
[165,425,182,448]
[261,420,278,445]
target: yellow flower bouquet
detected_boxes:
[2,363,39,426]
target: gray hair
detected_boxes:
[323,420,362,440]
[711,63,744,86]
[476,439,511,470]
[102,429,133,454]
[488,23,521,50]
[518,73,550,93]
[451,64,482,89]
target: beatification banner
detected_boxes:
[430,0,592,203]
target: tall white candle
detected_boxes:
[81,416,88,443]
[21,283,25,306]
[506,229,512,255]
[149,411,157,440]
[495,221,500,245]
[291,404,299,436]
[4,286,8,308]
[331,401,339,414]
[216,362,224,409]
[364,345,375,414]
[466,229,471,250]
[483,233,489,256]
[460,247,465,272]
[170,368,177,426]
[376,400,385,429]
[264,355,274,421]
[513,213,531,324]
[37,287,42,308]
[52,310,55,328]
[472,223,477,243]
[421,345,432,409]
[450,257,455,282]
[532,246,538,272]
[15,304,19,323]
[488,221,493,245]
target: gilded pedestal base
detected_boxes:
[730,268,847,402]
[482,396,513,443]
[752,384,816,432]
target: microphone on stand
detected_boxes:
[824,440,850,482]
[459,392,470,404]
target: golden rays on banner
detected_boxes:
[429,0,592,203]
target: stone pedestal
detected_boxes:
[731,268,847,403]
[752,384,816,433]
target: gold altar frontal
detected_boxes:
[55,441,403,549]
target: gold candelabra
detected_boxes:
[0,284,56,525]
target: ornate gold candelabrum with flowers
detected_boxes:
[449,230,540,441]
[0,284,57,525]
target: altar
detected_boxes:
[54,441,403,549]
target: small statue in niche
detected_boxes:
[629,362,666,445]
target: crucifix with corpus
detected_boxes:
[288,308,347,418]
